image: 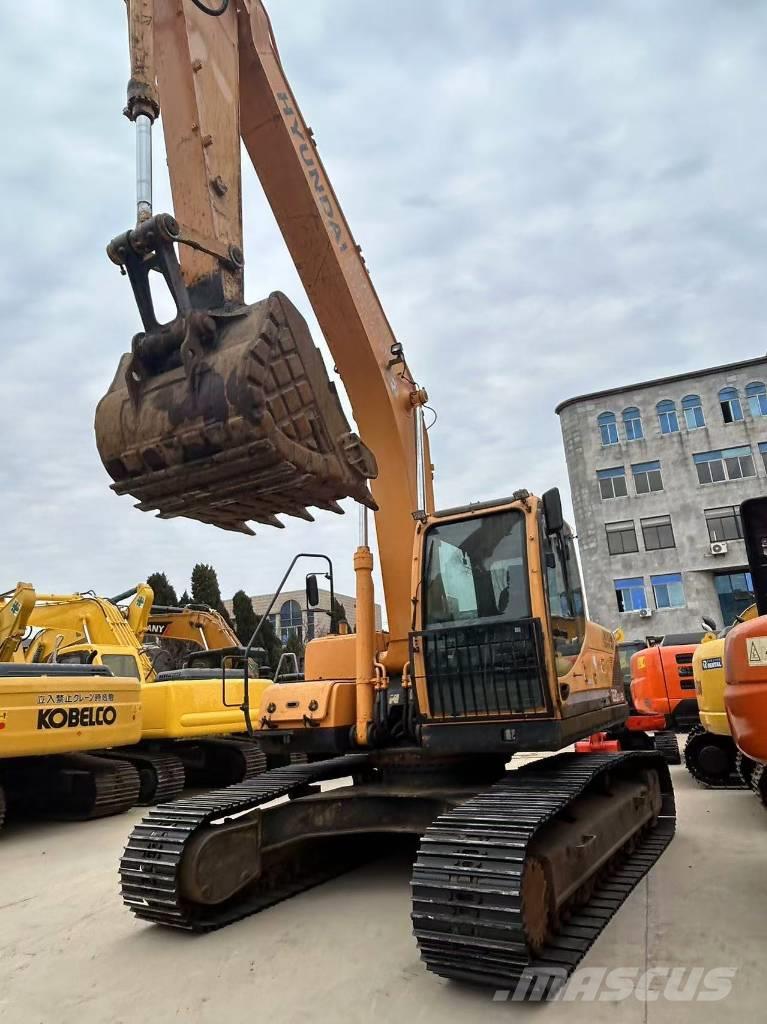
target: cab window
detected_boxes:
[542,523,586,676]
[423,509,530,627]
[101,654,141,679]
[56,651,96,665]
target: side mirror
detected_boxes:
[542,488,564,535]
[305,574,320,608]
[701,616,717,632]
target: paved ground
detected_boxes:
[0,756,764,1024]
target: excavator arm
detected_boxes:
[144,604,240,650]
[0,584,37,663]
[97,0,431,650]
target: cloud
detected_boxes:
[2,0,766,616]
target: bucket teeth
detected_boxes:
[95,291,378,533]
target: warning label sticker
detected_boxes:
[746,637,767,665]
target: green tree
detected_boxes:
[146,571,178,607]
[231,589,282,669]
[190,563,233,625]
[329,598,348,633]
[191,564,222,608]
[179,590,191,607]
[284,629,305,668]
[258,615,283,671]
[232,590,257,645]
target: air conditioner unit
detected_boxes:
[639,608,653,618]
[710,541,728,556]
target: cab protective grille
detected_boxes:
[412,617,550,720]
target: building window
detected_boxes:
[605,521,638,555]
[759,442,767,474]
[652,572,685,609]
[719,387,744,424]
[641,515,675,550]
[694,446,755,484]
[279,599,303,642]
[715,572,754,624]
[705,506,743,542]
[597,411,619,446]
[656,399,679,435]
[746,381,767,417]
[682,394,705,430]
[622,407,643,441]
[615,577,647,613]
[597,466,628,499]
[632,460,663,494]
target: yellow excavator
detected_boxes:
[104,1,675,991]
[141,601,270,676]
[0,583,142,830]
[684,608,759,790]
[23,585,271,801]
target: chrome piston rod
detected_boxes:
[136,113,153,223]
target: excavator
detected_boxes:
[141,601,270,677]
[0,583,142,830]
[23,586,268,801]
[628,636,702,735]
[724,497,767,806]
[605,629,682,765]
[105,1,675,990]
[683,609,758,790]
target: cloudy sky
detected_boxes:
[1,0,766,613]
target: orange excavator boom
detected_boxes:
[96,0,431,654]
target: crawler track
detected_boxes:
[45,754,142,820]
[683,727,745,790]
[177,737,268,789]
[411,750,675,990]
[120,753,370,929]
[122,749,675,992]
[751,764,767,807]
[653,730,681,766]
[736,752,757,789]
[101,750,187,805]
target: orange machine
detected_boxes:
[108,1,674,991]
[594,637,681,765]
[724,498,767,799]
[630,638,702,733]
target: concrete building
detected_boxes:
[557,357,767,640]
[234,587,383,643]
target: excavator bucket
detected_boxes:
[95,291,377,534]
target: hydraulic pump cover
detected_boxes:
[95,292,377,533]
